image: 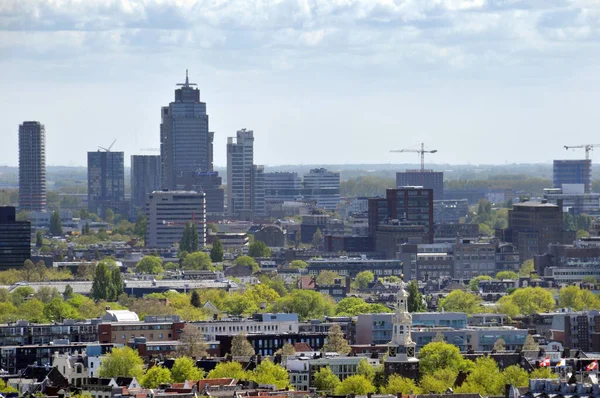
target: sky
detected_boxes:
[1,0,600,168]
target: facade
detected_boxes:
[145,190,206,248]
[433,199,468,224]
[87,151,126,218]
[300,214,330,244]
[396,170,444,200]
[307,257,403,278]
[536,241,600,284]
[287,356,378,391]
[0,206,31,269]
[554,159,591,194]
[227,129,265,219]
[302,168,341,211]
[264,172,303,204]
[549,310,600,351]
[175,171,224,220]
[193,313,298,342]
[434,223,479,243]
[130,155,161,213]
[453,239,497,280]
[398,243,453,280]
[0,319,97,346]
[98,315,185,344]
[18,121,46,211]
[543,185,600,217]
[508,201,565,262]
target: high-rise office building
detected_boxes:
[264,172,303,204]
[131,155,161,213]
[396,170,444,200]
[226,129,265,219]
[145,190,206,248]
[18,121,46,211]
[0,207,30,269]
[160,71,224,217]
[302,168,340,211]
[553,159,592,193]
[87,151,126,218]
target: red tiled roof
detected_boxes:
[293,342,313,352]
[298,276,315,290]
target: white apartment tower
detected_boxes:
[18,121,46,211]
[145,190,206,248]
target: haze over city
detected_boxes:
[2,0,600,167]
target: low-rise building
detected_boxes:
[307,257,403,278]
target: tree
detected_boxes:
[501,365,529,388]
[43,297,78,322]
[207,361,248,380]
[248,358,289,389]
[382,375,421,395]
[469,275,491,292]
[438,290,482,314]
[177,324,208,358]
[313,367,340,393]
[289,260,308,269]
[136,256,164,274]
[182,252,214,271]
[497,287,555,316]
[456,356,502,396]
[418,341,470,376]
[0,379,17,394]
[407,280,426,312]
[248,241,271,258]
[35,230,43,248]
[357,358,376,382]
[171,356,204,382]
[190,290,201,308]
[231,332,255,356]
[82,222,91,235]
[335,297,392,316]
[134,212,147,238]
[420,368,457,394]
[530,367,558,379]
[335,375,375,395]
[316,270,339,286]
[355,271,374,289]
[35,286,61,303]
[180,221,199,253]
[272,290,335,320]
[495,271,519,280]
[558,285,600,311]
[111,267,124,299]
[493,338,506,351]
[49,211,63,236]
[522,334,539,351]
[104,209,115,225]
[519,259,535,276]
[432,331,445,343]
[210,237,224,262]
[276,342,296,356]
[322,323,351,354]
[98,346,144,379]
[234,255,259,273]
[92,260,122,301]
[142,366,172,388]
[312,228,322,248]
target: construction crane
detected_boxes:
[564,144,600,160]
[98,139,117,152]
[390,142,438,172]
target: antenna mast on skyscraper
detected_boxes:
[177,69,197,88]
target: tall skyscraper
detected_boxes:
[227,129,265,219]
[264,172,303,204]
[303,168,341,211]
[396,170,444,200]
[131,155,161,213]
[87,151,126,218]
[160,71,224,218]
[18,121,46,211]
[553,159,591,193]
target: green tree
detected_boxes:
[522,334,539,351]
[136,256,164,274]
[134,212,147,238]
[558,285,600,310]
[43,297,77,322]
[49,211,63,236]
[383,375,421,395]
[289,260,308,269]
[177,325,208,359]
[234,255,259,273]
[171,356,204,382]
[190,290,201,308]
[92,260,122,301]
[207,361,248,380]
[111,267,124,300]
[35,286,60,303]
[35,230,43,248]
[335,297,391,316]
[210,237,224,262]
[519,259,535,276]
[355,271,374,289]
[313,367,340,393]
[497,287,555,315]
[272,290,335,320]
[0,379,17,394]
[231,332,255,356]
[276,342,296,356]
[456,356,502,396]
[312,228,322,248]
[180,221,199,253]
[407,280,426,312]
[530,367,558,379]
[356,358,376,382]
[335,375,375,395]
[496,271,519,280]
[418,341,470,376]
[438,290,482,314]
[141,366,172,388]
[82,222,91,235]
[182,252,214,271]
[316,270,339,286]
[248,358,289,389]
[322,323,351,355]
[469,275,492,292]
[98,346,144,379]
[104,209,115,225]
[493,338,506,351]
[501,365,529,388]
[248,241,271,258]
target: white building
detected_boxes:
[264,172,303,204]
[303,168,340,211]
[145,190,206,248]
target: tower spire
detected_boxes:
[185,69,189,86]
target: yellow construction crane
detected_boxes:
[390,142,438,172]
[564,144,600,160]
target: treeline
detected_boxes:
[445,175,552,196]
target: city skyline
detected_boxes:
[2,1,600,168]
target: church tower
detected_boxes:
[384,277,419,378]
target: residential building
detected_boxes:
[0,319,98,346]
[453,239,497,280]
[306,257,403,278]
[434,223,479,243]
[549,310,600,351]
[98,314,185,344]
[18,121,46,211]
[396,170,444,200]
[302,168,341,211]
[0,206,30,269]
[264,172,303,204]
[543,185,600,217]
[130,155,161,213]
[175,171,224,220]
[145,190,206,248]
[495,243,520,272]
[300,213,329,244]
[227,129,265,219]
[536,240,600,284]
[434,199,468,223]
[508,201,565,262]
[287,356,379,391]
[397,243,453,280]
[193,313,299,342]
[554,159,592,194]
[324,235,372,253]
[87,150,126,218]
